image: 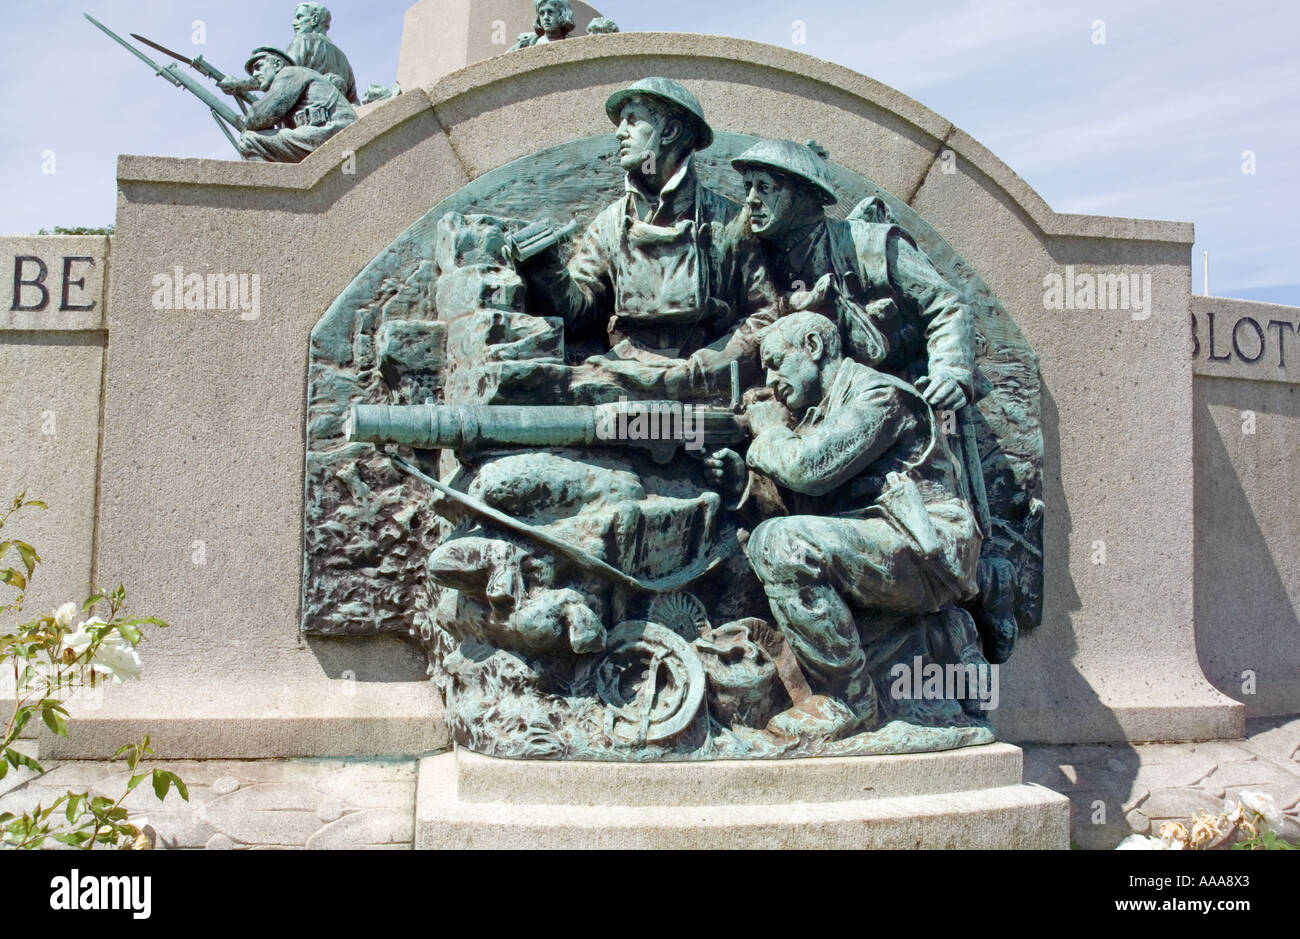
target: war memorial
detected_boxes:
[1,0,1298,857]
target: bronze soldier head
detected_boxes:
[759,312,844,414]
[733,139,837,242]
[606,78,713,186]
[533,0,576,41]
[293,3,331,35]
[244,47,293,90]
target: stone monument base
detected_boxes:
[415,743,1071,848]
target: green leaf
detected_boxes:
[7,749,44,774]
[126,773,147,792]
[0,541,10,560]
[83,592,105,611]
[167,772,189,801]
[50,832,83,846]
[14,542,39,577]
[41,705,67,737]
[151,768,170,800]
[1,568,26,590]
[25,501,47,509]
[117,623,142,645]
[0,760,7,781]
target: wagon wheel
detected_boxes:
[596,621,705,746]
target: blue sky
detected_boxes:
[2,0,1295,303]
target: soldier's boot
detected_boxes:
[766,694,857,741]
[760,584,879,740]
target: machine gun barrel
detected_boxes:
[347,403,749,460]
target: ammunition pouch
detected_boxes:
[293,103,329,128]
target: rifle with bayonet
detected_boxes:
[129,32,257,114]
[84,14,246,154]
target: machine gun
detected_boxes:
[346,401,750,464]
[345,402,750,594]
[84,15,245,154]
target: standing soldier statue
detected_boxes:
[234,47,357,163]
[510,0,578,50]
[220,3,359,106]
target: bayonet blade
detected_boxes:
[130,33,197,69]
[84,14,181,85]
[132,31,252,110]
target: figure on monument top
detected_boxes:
[511,77,783,401]
[234,47,357,163]
[219,3,360,106]
[509,0,578,50]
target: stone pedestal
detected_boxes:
[415,744,1071,849]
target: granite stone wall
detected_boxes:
[1192,296,1300,719]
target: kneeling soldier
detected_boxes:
[720,312,982,739]
[235,47,357,163]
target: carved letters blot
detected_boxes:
[1192,311,1296,369]
[10,256,96,313]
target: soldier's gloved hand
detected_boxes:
[704,449,746,498]
[218,76,250,94]
[585,355,663,394]
[745,398,791,435]
[789,273,838,313]
[915,373,968,411]
[508,219,577,267]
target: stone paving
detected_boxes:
[0,757,417,850]
[1022,716,1300,849]
[2,716,1296,849]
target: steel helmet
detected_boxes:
[732,139,838,205]
[605,77,714,150]
[245,46,294,75]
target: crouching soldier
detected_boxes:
[235,47,356,163]
[713,312,982,740]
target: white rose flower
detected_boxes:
[1237,789,1283,830]
[62,617,143,684]
[54,602,78,629]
